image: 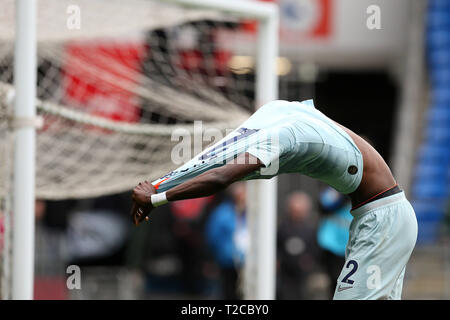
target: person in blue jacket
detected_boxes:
[317,186,353,298]
[205,182,248,299]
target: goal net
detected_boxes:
[0,0,278,299]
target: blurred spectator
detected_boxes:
[125,201,177,299]
[34,198,76,300]
[277,191,318,299]
[170,196,214,296]
[35,199,46,221]
[205,182,248,300]
[317,187,352,298]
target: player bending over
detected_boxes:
[131,99,417,300]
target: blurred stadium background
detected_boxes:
[0,0,449,300]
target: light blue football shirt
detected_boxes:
[152,100,363,194]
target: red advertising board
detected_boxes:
[241,0,332,42]
[62,41,145,123]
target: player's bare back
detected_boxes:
[333,123,397,208]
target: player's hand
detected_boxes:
[131,181,156,225]
[132,180,156,206]
[130,201,152,226]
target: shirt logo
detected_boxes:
[348,165,358,175]
[337,285,353,292]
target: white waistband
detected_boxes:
[350,191,406,217]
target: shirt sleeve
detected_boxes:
[246,127,290,168]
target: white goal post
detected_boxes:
[12,0,37,300]
[9,0,279,300]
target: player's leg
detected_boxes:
[333,192,417,300]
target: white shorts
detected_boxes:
[333,191,418,300]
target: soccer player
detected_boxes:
[131,99,417,300]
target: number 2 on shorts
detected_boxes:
[341,260,358,285]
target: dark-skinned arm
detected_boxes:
[131,152,262,225]
[166,152,262,201]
